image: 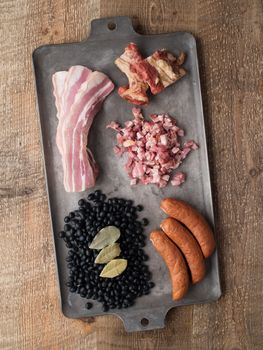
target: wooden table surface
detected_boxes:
[1,0,262,349]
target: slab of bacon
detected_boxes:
[115,43,186,105]
[52,65,114,192]
[107,109,198,188]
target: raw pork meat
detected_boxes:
[107,109,198,187]
[115,43,186,105]
[52,65,114,192]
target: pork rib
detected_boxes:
[115,43,187,105]
[115,43,149,105]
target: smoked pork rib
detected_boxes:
[115,43,149,105]
[115,43,187,105]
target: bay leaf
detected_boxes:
[95,243,121,264]
[100,259,127,278]
[89,226,120,250]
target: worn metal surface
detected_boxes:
[33,16,221,332]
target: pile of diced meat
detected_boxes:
[107,109,198,188]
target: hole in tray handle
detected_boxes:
[107,22,116,30]
[140,318,149,326]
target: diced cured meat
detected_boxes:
[52,66,114,192]
[184,140,199,150]
[107,109,198,187]
[115,43,186,105]
[132,107,143,119]
[171,172,186,186]
[106,121,121,131]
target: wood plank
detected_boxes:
[0,0,262,349]
[0,0,99,349]
[192,1,263,348]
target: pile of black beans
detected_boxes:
[59,190,154,312]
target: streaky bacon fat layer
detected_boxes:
[52,66,114,192]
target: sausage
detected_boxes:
[160,217,206,284]
[150,230,189,300]
[160,198,216,257]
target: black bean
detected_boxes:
[79,207,86,214]
[78,199,85,207]
[79,286,86,293]
[69,212,75,219]
[67,262,74,269]
[61,192,154,311]
[148,282,155,289]
[64,216,70,223]
[75,230,81,237]
[94,190,102,198]
[136,227,143,234]
[141,265,148,271]
[64,224,71,232]
[103,304,109,312]
[100,194,106,202]
[139,241,146,248]
[59,231,65,238]
[142,218,149,226]
[75,222,81,229]
[86,291,93,299]
[132,213,138,220]
[85,302,93,309]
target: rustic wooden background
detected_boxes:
[0,0,262,349]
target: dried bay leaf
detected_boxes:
[100,259,127,278]
[95,243,121,264]
[89,226,120,250]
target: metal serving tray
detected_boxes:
[33,16,221,332]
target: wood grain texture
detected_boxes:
[0,0,262,349]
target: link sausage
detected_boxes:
[150,230,189,300]
[161,217,206,283]
[160,198,216,257]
